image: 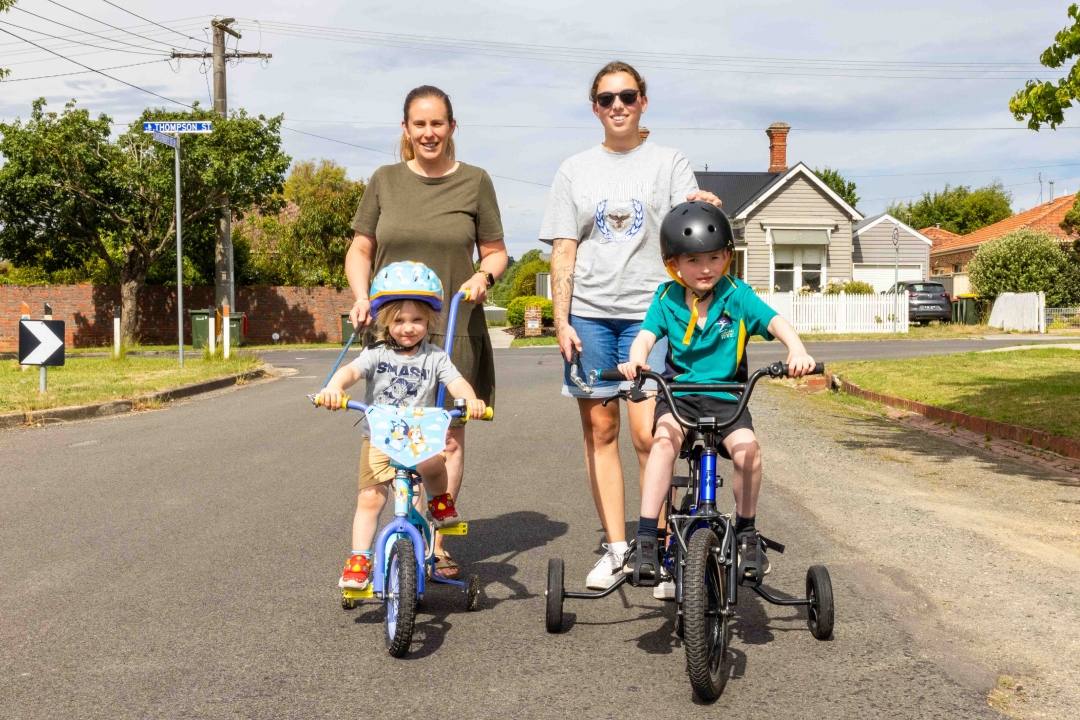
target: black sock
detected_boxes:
[638,516,659,540]
[735,514,756,534]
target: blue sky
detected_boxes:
[1,0,1078,258]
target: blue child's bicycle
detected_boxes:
[545,362,834,701]
[312,291,491,657]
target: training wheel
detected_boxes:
[545,558,565,633]
[806,565,834,640]
[466,574,480,611]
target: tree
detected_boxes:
[0,99,290,341]
[968,229,1080,306]
[1010,4,1080,235]
[886,182,1012,235]
[490,248,543,306]
[0,1,16,79]
[283,159,365,287]
[813,167,859,208]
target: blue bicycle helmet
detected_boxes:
[369,261,444,317]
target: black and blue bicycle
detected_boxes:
[544,362,834,701]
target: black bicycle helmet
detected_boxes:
[660,201,734,258]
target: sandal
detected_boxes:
[434,551,460,579]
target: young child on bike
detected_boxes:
[318,261,488,590]
[617,202,816,588]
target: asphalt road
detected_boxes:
[0,345,1021,718]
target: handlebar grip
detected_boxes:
[812,362,825,375]
[462,288,473,301]
[599,369,625,382]
[771,362,825,378]
[481,407,494,420]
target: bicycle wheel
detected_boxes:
[384,537,418,657]
[683,527,730,702]
[545,558,565,634]
[806,565,834,640]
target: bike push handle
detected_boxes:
[309,393,494,420]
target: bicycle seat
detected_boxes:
[683,429,732,460]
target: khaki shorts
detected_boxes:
[358,438,397,490]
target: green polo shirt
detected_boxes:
[641,276,778,398]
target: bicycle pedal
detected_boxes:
[343,586,373,600]
[436,522,468,536]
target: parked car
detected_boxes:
[884,281,952,325]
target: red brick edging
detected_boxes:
[827,373,1080,460]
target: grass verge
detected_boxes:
[510,336,560,348]
[830,347,1080,439]
[749,323,1009,343]
[2,353,262,413]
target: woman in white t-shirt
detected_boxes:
[539,61,723,592]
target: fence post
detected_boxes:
[223,303,231,360]
[113,305,121,357]
[208,314,216,356]
[1039,291,1046,334]
[837,291,847,333]
[20,301,30,371]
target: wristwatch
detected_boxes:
[479,271,495,288]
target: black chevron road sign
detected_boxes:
[18,320,65,366]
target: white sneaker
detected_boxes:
[653,580,676,601]
[585,544,622,590]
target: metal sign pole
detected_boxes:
[892,226,900,333]
[174,132,184,368]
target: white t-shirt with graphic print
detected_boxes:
[539,142,699,320]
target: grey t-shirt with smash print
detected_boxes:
[350,341,461,436]
[538,142,699,320]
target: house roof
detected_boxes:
[930,193,1080,255]
[695,162,863,222]
[695,171,782,216]
[853,213,932,245]
[919,226,963,249]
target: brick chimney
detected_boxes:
[766,122,790,173]
[638,126,650,142]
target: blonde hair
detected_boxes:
[375,299,440,344]
[589,61,647,103]
[398,85,457,162]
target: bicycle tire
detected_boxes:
[545,558,565,633]
[683,527,730,701]
[384,538,418,657]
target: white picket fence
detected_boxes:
[988,291,1046,333]
[755,291,909,334]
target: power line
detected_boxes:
[41,0,187,52]
[233,19,1049,81]
[0,58,169,82]
[848,162,1080,179]
[9,6,171,55]
[0,17,167,57]
[281,126,550,188]
[0,17,206,48]
[0,24,192,108]
[96,1,204,44]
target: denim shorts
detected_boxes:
[562,314,669,399]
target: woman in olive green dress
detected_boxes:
[345,85,508,576]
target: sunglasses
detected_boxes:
[595,90,640,108]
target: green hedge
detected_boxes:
[969,229,1080,306]
[506,295,553,327]
[823,279,876,295]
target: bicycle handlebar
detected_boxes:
[309,393,494,421]
[597,361,825,431]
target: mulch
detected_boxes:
[503,326,557,339]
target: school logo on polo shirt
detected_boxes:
[717,313,735,340]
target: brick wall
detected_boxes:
[930,248,976,275]
[0,285,354,351]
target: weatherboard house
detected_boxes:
[695,123,931,293]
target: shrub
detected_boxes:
[823,279,876,295]
[489,248,544,307]
[510,259,551,300]
[506,295,553,327]
[968,229,1080,306]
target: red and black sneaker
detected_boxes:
[427,493,462,528]
[339,554,372,589]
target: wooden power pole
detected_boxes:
[173,18,271,311]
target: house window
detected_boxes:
[773,244,823,292]
[730,248,747,280]
[953,263,962,273]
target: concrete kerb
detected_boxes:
[825,371,1080,460]
[0,365,274,430]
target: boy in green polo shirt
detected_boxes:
[616,201,816,589]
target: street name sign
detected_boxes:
[142,121,213,134]
[153,131,178,148]
[19,320,65,366]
